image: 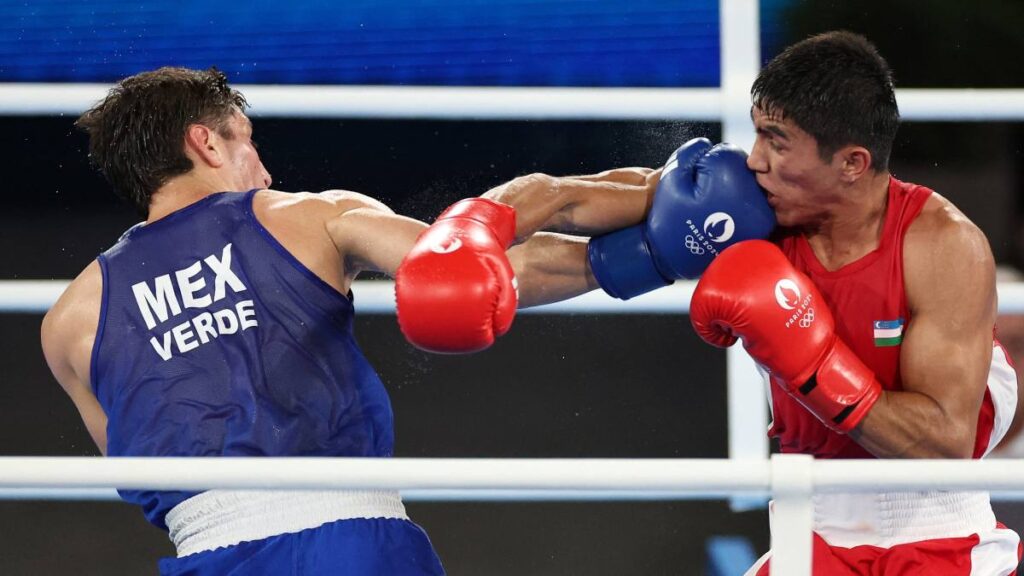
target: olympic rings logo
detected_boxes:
[684,235,705,255]
[798,308,815,328]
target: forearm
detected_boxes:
[850,390,976,459]
[481,173,652,243]
[508,233,597,308]
[566,166,655,186]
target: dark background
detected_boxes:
[2,0,1024,574]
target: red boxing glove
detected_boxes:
[396,198,518,353]
[690,240,881,433]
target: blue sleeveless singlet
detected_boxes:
[92,190,394,529]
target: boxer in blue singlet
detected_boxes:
[41,66,736,574]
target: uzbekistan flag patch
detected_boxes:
[873,319,904,347]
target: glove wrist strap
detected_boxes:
[587,225,672,300]
[795,337,882,433]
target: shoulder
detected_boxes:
[42,260,103,357]
[904,192,994,312]
[906,193,991,263]
[249,189,403,283]
[255,189,393,220]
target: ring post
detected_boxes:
[770,453,813,576]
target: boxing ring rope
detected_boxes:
[4,453,1024,499]
[0,83,1022,121]
[8,279,1024,315]
[2,455,1024,576]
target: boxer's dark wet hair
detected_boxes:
[752,31,899,171]
[76,66,247,216]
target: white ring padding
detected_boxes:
[8,280,1024,315]
[0,83,1021,120]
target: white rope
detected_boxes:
[0,83,720,120]
[0,83,1021,121]
[897,89,1024,121]
[0,456,768,494]
[0,487,761,502]
[4,454,1024,495]
[8,280,1024,315]
[4,456,1024,575]
[0,280,69,313]
[0,279,696,314]
[7,485,1020,503]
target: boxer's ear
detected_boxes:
[184,124,225,168]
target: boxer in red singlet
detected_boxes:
[691,32,1022,575]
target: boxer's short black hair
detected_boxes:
[76,66,247,216]
[751,31,899,171]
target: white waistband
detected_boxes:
[166,490,409,557]
[809,490,996,548]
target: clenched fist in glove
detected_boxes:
[587,138,776,300]
[690,240,881,433]
[395,198,517,354]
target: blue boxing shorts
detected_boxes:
[157,490,445,575]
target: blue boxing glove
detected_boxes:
[587,138,776,300]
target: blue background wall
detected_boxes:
[3,0,726,85]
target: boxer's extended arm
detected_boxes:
[481,172,655,243]
[508,233,596,308]
[850,202,995,458]
[320,191,427,279]
[566,166,660,187]
[40,261,108,454]
[489,168,660,308]
[394,165,657,353]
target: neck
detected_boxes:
[804,171,891,271]
[146,172,237,223]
